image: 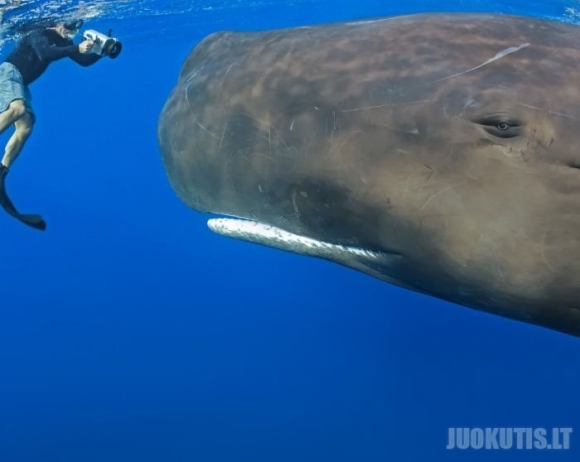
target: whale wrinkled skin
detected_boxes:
[158,13,580,337]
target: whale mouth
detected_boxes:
[206,217,404,283]
[207,217,388,258]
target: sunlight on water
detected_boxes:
[0,0,577,54]
[0,0,320,56]
[0,0,290,51]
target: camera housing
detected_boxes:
[82,29,122,59]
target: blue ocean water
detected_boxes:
[0,0,578,461]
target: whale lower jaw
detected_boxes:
[207,217,408,287]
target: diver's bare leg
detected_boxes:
[1,111,33,168]
[0,99,27,139]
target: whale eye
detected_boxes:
[474,114,522,139]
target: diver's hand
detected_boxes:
[78,40,93,54]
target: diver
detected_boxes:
[0,19,100,230]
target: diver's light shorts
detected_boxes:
[0,62,34,119]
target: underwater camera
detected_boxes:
[82,29,122,59]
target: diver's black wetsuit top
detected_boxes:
[4,29,100,85]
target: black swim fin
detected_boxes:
[0,165,46,231]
